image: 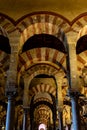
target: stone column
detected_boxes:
[5,72,17,130]
[5,32,19,130]
[23,75,30,107]
[55,73,64,130]
[22,107,29,130]
[67,43,79,91]
[5,94,15,130]
[58,111,63,130]
[22,75,31,130]
[15,108,18,130]
[66,42,81,130]
[68,90,81,130]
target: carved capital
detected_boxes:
[5,82,17,97]
[67,88,82,98]
[22,106,30,114]
[22,106,30,110]
[5,90,17,97]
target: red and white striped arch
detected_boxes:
[29,83,56,97]
[77,51,87,72]
[18,13,69,51]
[77,25,87,40]
[18,48,66,75]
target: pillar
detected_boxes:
[22,75,31,130]
[55,73,64,130]
[15,108,18,130]
[66,42,81,130]
[69,90,81,130]
[5,94,15,130]
[58,111,63,130]
[22,107,29,130]
[23,75,31,107]
[5,32,19,130]
[67,43,79,90]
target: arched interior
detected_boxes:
[22,34,66,53]
[0,7,87,130]
[76,35,87,54]
[0,35,11,54]
[38,124,46,130]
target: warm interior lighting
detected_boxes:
[38,123,46,130]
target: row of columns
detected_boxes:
[5,39,82,130]
[56,43,81,130]
[5,91,81,128]
[5,89,81,130]
[5,95,15,130]
[5,96,29,130]
[5,73,31,130]
[5,80,82,128]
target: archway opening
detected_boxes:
[0,35,11,54]
[38,123,46,130]
[22,34,66,53]
[76,34,87,54]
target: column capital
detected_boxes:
[22,106,30,113]
[22,106,30,110]
[5,85,17,97]
[67,88,82,98]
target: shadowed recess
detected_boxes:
[22,34,66,53]
[76,35,87,54]
[0,35,11,54]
